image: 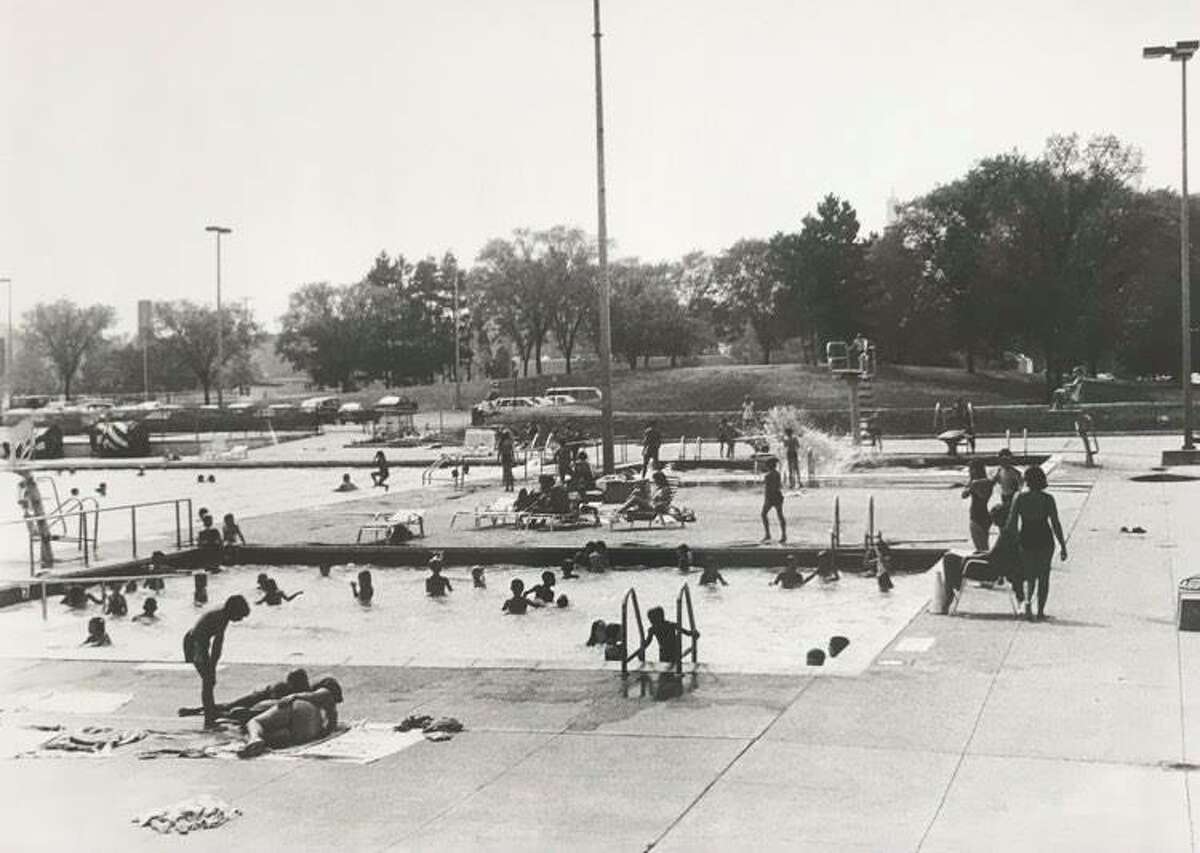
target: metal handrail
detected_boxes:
[620,587,647,675]
[5,496,194,576]
[675,582,698,674]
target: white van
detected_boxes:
[545,386,603,404]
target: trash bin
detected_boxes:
[930,565,950,615]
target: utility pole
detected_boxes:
[592,0,616,473]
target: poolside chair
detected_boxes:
[608,482,690,530]
[946,538,1021,617]
[356,509,426,544]
[450,496,522,529]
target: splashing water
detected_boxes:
[761,405,861,474]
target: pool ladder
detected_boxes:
[619,583,699,676]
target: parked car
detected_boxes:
[337,401,371,425]
[299,395,341,423]
[545,386,602,404]
[543,394,577,406]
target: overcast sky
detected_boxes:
[1,0,1195,334]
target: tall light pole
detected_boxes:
[204,226,232,406]
[1145,39,1198,452]
[452,269,462,411]
[592,0,616,473]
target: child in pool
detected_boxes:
[676,544,693,573]
[771,555,811,589]
[61,584,102,610]
[698,564,728,587]
[194,573,209,606]
[256,578,303,606]
[425,555,452,597]
[816,550,841,583]
[104,584,129,616]
[527,571,557,604]
[222,513,246,546]
[502,579,541,614]
[132,597,159,623]
[586,619,608,646]
[637,606,696,664]
[82,616,112,647]
[144,576,165,593]
[196,515,222,550]
[351,570,374,605]
[603,623,626,662]
[561,558,578,580]
[471,567,486,588]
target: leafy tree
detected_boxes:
[712,239,788,364]
[542,227,596,374]
[22,300,115,399]
[154,301,263,403]
[276,282,364,391]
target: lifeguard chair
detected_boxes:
[826,339,878,447]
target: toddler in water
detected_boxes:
[193,573,209,606]
[771,555,810,589]
[603,623,626,662]
[82,616,112,647]
[471,566,487,589]
[351,570,374,605]
[425,555,452,597]
[104,584,129,617]
[676,544,693,573]
[561,558,578,580]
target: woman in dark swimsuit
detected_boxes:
[1003,465,1068,621]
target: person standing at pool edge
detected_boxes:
[641,421,661,477]
[761,458,787,544]
[783,427,801,490]
[183,595,251,728]
[962,459,995,552]
[1003,465,1067,621]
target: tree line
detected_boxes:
[11,133,1197,403]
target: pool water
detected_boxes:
[0,563,930,676]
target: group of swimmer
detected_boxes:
[195,506,246,552]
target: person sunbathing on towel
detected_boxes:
[178,668,310,718]
[237,677,343,758]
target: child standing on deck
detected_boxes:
[183,595,250,728]
[761,458,787,544]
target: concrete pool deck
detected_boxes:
[2,433,1199,850]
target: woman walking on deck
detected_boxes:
[1003,465,1068,621]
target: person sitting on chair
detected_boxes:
[618,480,655,516]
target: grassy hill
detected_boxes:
[301,362,1179,414]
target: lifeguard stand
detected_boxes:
[826,341,877,446]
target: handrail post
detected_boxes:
[131,505,138,558]
[81,512,89,568]
[175,501,182,549]
[41,581,47,622]
[188,501,195,546]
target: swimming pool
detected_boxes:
[0,563,930,676]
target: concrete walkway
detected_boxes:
[1,434,1197,851]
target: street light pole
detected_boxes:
[1145,40,1198,451]
[592,0,616,474]
[453,269,462,411]
[205,226,232,407]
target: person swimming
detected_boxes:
[61,584,101,610]
[561,558,578,580]
[676,543,693,573]
[222,513,246,546]
[527,571,557,604]
[193,573,209,606]
[771,555,812,589]
[256,578,303,606]
[586,619,608,646]
[132,597,159,623]
[333,473,359,492]
[425,555,452,597]
[471,566,487,589]
[556,594,569,608]
[587,541,610,573]
[82,616,112,647]
[698,564,728,587]
[351,570,374,605]
[104,584,129,617]
[319,564,332,578]
[502,579,541,615]
[603,623,626,662]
